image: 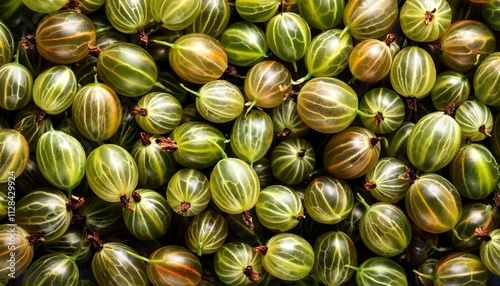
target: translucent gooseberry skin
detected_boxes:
[35,11,96,64]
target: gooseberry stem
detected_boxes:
[207,139,228,159]
[413,269,436,281]
[69,227,87,262]
[344,264,360,271]
[154,81,173,93]
[356,192,371,211]
[179,83,201,97]
[339,26,350,39]
[292,73,311,85]
[152,39,175,48]
[245,100,258,117]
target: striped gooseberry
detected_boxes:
[0,19,14,66]
[71,76,122,141]
[150,0,202,31]
[36,129,86,196]
[0,225,34,278]
[181,80,245,124]
[455,100,493,141]
[185,0,231,38]
[413,252,488,285]
[294,29,353,84]
[448,203,498,252]
[21,0,66,14]
[296,77,360,134]
[165,121,226,169]
[386,122,414,158]
[35,11,96,64]
[185,209,228,256]
[166,168,210,217]
[33,65,77,115]
[77,196,123,235]
[473,52,500,106]
[132,92,183,135]
[298,0,344,30]
[323,126,381,179]
[85,144,138,204]
[0,128,29,182]
[105,0,149,36]
[244,60,292,112]
[235,0,280,23]
[131,133,177,189]
[255,233,314,281]
[16,187,75,241]
[214,242,263,285]
[255,185,305,232]
[364,157,410,203]
[155,33,228,84]
[271,137,315,185]
[477,228,500,276]
[272,97,309,139]
[349,38,392,83]
[122,189,172,241]
[357,194,412,257]
[405,173,462,234]
[266,12,311,66]
[358,87,405,134]
[97,42,159,97]
[146,245,202,286]
[342,0,398,41]
[430,70,470,110]
[21,253,79,286]
[390,46,436,103]
[230,109,273,165]
[406,106,461,172]
[449,143,499,200]
[13,105,53,151]
[219,21,269,67]
[304,176,354,225]
[313,231,357,285]
[346,257,408,286]
[91,241,148,286]
[0,50,32,111]
[435,20,496,72]
[400,0,452,42]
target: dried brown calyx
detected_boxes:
[140,132,152,145]
[66,195,85,211]
[121,194,134,211]
[444,102,456,117]
[365,181,377,190]
[131,191,141,203]
[474,227,491,242]
[243,265,261,282]
[370,137,381,147]
[427,42,442,53]
[479,125,491,137]
[285,90,298,101]
[297,148,307,157]
[177,201,191,213]
[88,43,101,57]
[132,106,148,117]
[374,111,384,126]
[138,28,148,45]
[21,35,36,51]
[156,137,178,152]
[87,232,104,250]
[252,245,268,255]
[243,210,254,230]
[401,167,419,184]
[407,97,418,111]
[425,8,437,25]
[278,127,292,138]
[27,232,45,245]
[35,110,47,124]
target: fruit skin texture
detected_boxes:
[405,173,462,234]
[400,0,452,42]
[343,0,398,41]
[406,110,461,173]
